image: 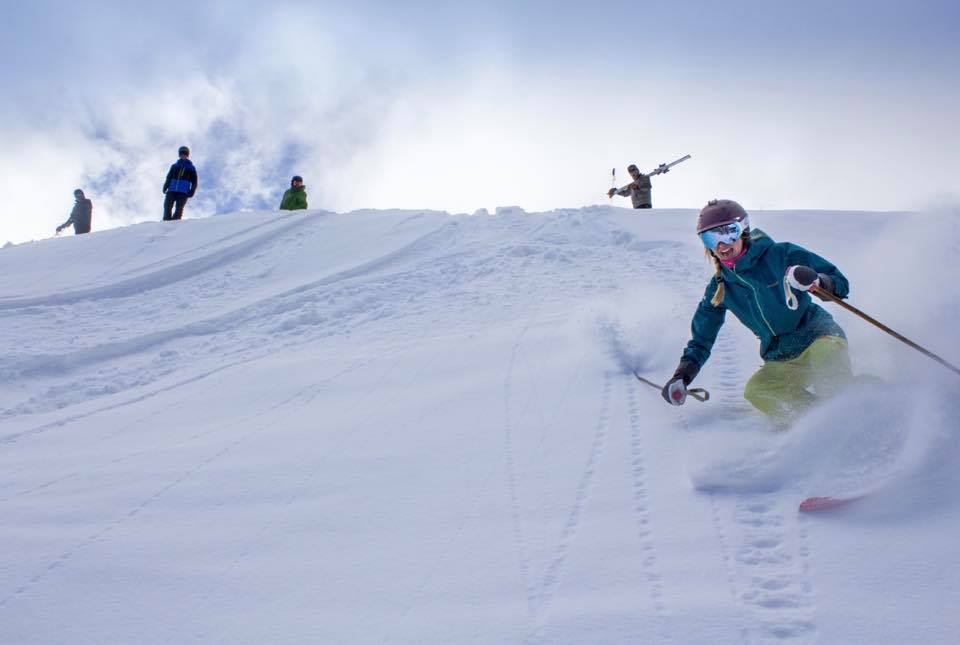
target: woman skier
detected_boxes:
[662,199,853,426]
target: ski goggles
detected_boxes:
[699,219,747,251]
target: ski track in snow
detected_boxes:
[657,254,757,644]
[369,322,519,641]
[658,249,822,644]
[732,495,817,643]
[681,405,821,644]
[706,490,753,645]
[0,217,459,421]
[625,376,672,643]
[0,386,312,611]
[0,341,414,612]
[172,339,442,643]
[0,212,313,311]
[380,448,502,645]
[523,371,612,645]
[502,296,540,625]
[691,333,820,644]
[0,365,273,499]
[98,212,308,282]
[0,350,386,503]
[0,353,264,448]
[497,222,630,642]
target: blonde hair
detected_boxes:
[706,249,725,306]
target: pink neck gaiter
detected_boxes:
[719,247,747,269]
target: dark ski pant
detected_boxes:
[163,193,189,221]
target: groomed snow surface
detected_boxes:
[2,205,959,644]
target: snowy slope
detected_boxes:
[2,205,959,644]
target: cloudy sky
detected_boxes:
[2,0,958,243]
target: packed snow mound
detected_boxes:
[2,205,959,644]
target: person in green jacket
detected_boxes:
[279,175,308,210]
[662,199,853,426]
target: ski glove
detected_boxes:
[661,360,698,407]
[662,378,687,406]
[785,265,837,306]
[785,265,820,291]
[812,273,835,301]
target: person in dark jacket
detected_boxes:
[607,164,653,208]
[162,146,198,221]
[56,189,93,235]
[279,175,308,210]
[662,199,853,426]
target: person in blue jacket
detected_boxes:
[162,146,198,221]
[662,199,853,426]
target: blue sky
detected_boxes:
[2,0,959,242]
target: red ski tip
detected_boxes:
[799,495,860,512]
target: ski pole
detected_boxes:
[609,167,616,198]
[633,371,710,402]
[811,285,960,377]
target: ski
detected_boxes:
[646,154,691,176]
[798,494,863,512]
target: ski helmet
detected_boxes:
[73,188,84,197]
[627,164,639,174]
[291,175,303,184]
[178,146,190,156]
[696,199,749,234]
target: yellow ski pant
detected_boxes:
[743,336,852,422]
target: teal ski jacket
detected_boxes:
[681,229,848,376]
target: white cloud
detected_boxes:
[2,2,958,243]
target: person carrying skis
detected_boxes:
[279,175,308,210]
[662,199,853,426]
[56,189,93,235]
[607,164,653,209]
[162,146,198,221]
